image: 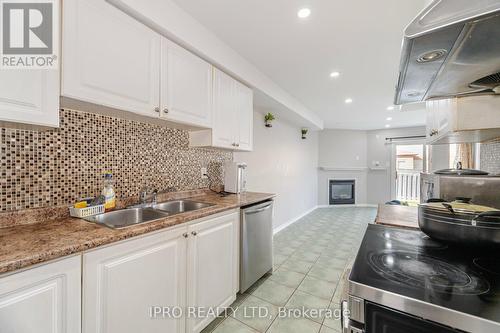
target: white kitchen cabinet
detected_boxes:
[0,69,59,128]
[211,68,238,149]
[189,68,254,151]
[426,96,500,144]
[186,211,239,333]
[0,256,81,333]
[234,80,254,151]
[160,39,212,127]
[83,227,187,333]
[62,0,161,117]
[426,98,453,143]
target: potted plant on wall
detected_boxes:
[264,112,275,127]
[301,128,308,139]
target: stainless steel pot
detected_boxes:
[418,201,500,248]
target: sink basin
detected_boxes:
[151,200,213,215]
[84,207,169,229]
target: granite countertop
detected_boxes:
[0,191,275,275]
[375,204,419,229]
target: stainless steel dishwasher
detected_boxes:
[240,200,274,293]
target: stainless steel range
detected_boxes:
[343,224,500,333]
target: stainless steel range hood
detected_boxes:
[395,0,500,105]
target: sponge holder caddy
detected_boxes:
[69,204,105,218]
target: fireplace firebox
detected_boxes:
[329,179,355,205]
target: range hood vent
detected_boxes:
[470,72,500,91]
[395,0,500,104]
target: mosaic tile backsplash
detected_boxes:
[0,109,232,211]
[480,138,500,175]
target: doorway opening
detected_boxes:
[392,144,425,205]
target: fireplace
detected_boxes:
[329,179,355,205]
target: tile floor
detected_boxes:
[201,206,377,333]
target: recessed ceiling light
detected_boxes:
[386,117,393,121]
[345,98,353,104]
[297,8,311,18]
[385,124,391,128]
[329,71,340,78]
[417,49,447,63]
[387,106,395,111]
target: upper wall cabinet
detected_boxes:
[62,0,161,117]
[0,69,59,128]
[190,68,254,151]
[426,96,500,144]
[0,0,60,129]
[234,79,253,151]
[62,0,250,134]
[160,39,212,128]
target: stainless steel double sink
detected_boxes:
[84,200,214,229]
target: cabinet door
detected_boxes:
[83,228,187,333]
[0,256,81,333]
[425,100,437,141]
[212,68,237,149]
[0,69,59,128]
[434,98,454,139]
[62,0,160,117]
[234,81,253,151]
[186,211,239,333]
[161,39,212,127]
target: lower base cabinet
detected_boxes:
[83,226,187,333]
[0,256,81,333]
[186,211,239,333]
[82,210,239,333]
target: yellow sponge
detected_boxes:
[74,201,87,209]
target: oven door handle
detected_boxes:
[341,300,348,332]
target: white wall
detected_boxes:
[318,127,427,205]
[318,130,367,167]
[234,111,318,230]
[318,130,368,205]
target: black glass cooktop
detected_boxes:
[350,224,500,325]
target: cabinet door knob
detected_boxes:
[163,108,169,114]
[182,233,188,238]
[191,231,198,236]
[154,107,160,113]
[236,143,240,147]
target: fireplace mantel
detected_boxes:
[319,166,368,171]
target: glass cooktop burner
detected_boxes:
[378,230,447,249]
[350,225,500,326]
[368,250,490,295]
[474,258,500,275]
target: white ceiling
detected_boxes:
[172,0,429,130]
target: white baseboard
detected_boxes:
[273,205,319,235]
[316,203,378,208]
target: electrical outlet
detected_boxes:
[201,167,208,179]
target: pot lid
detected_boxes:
[435,168,489,176]
[420,201,499,214]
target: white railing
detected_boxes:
[396,171,420,201]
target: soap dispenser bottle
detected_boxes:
[102,171,116,211]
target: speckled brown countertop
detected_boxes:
[0,191,274,275]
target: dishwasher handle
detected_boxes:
[244,203,273,215]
